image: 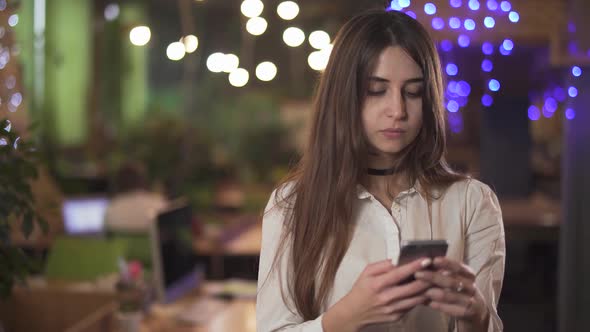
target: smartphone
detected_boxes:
[396,239,448,283]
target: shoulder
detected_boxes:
[264,181,297,213]
[443,178,497,203]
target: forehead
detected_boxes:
[371,46,423,80]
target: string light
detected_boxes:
[241,0,264,18]
[129,26,151,46]
[229,68,249,87]
[256,61,278,81]
[283,27,305,47]
[277,1,299,20]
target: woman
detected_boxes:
[257,9,505,332]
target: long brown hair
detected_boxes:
[269,9,465,320]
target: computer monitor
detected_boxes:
[62,197,109,236]
[150,200,203,303]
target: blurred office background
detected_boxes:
[0,0,588,331]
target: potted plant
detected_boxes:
[0,118,48,298]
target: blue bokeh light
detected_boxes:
[464,19,475,30]
[448,112,464,133]
[544,97,557,113]
[432,17,445,30]
[449,17,461,29]
[528,105,540,121]
[572,66,582,77]
[447,80,458,95]
[568,22,576,33]
[484,17,495,28]
[566,108,576,120]
[542,107,554,118]
[499,45,511,56]
[481,59,493,72]
[488,79,500,91]
[399,0,411,8]
[450,0,462,8]
[482,42,494,55]
[405,10,417,19]
[554,87,566,102]
[440,40,453,52]
[487,0,498,10]
[457,81,471,96]
[468,0,480,10]
[568,86,578,97]
[458,34,470,47]
[458,96,469,107]
[509,11,519,22]
[500,1,511,12]
[482,94,493,106]
[424,3,437,15]
[447,100,460,113]
[446,63,458,76]
[503,39,514,51]
[389,1,402,11]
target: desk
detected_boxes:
[141,292,256,331]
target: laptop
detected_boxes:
[62,197,109,236]
[150,200,204,304]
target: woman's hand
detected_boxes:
[414,257,490,331]
[323,258,433,332]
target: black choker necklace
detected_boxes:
[367,167,398,176]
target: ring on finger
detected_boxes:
[455,281,464,293]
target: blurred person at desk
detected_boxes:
[257,9,505,332]
[105,162,168,233]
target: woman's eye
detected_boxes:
[404,90,423,98]
[367,90,386,96]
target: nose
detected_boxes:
[386,89,407,120]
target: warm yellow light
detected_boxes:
[246,17,268,36]
[223,54,240,73]
[167,42,186,61]
[308,48,331,71]
[283,27,305,47]
[182,35,199,53]
[241,0,264,18]
[256,61,277,81]
[277,1,299,20]
[207,52,226,73]
[129,26,151,46]
[229,68,250,87]
[309,30,331,50]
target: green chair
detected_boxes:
[45,236,126,280]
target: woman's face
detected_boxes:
[361,46,424,163]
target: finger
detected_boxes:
[414,271,476,295]
[424,287,473,306]
[365,310,410,325]
[378,279,431,304]
[365,260,396,277]
[382,294,428,315]
[376,257,432,289]
[429,298,475,319]
[365,259,396,276]
[432,257,475,278]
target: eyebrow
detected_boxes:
[368,76,425,84]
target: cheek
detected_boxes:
[409,101,424,129]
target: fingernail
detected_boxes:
[421,258,432,267]
[441,270,451,276]
[415,271,425,278]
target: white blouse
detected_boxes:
[256,178,505,332]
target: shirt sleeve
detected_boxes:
[462,180,506,332]
[256,188,325,332]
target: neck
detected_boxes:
[362,171,411,197]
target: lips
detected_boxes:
[381,128,406,134]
